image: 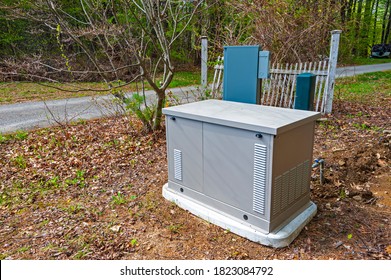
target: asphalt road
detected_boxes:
[335,62,391,77]
[1,63,390,134]
[0,86,200,134]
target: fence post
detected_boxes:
[201,36,208,91]
[324,30,342,114]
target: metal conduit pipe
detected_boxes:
[312,158,325,185]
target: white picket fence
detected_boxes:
[209,30,342,114]
[262,61,329,112]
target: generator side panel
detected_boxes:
[269,122,316,231]
[203,123,274,231]
[166,116,203,193]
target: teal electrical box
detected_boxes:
[294,73,316,111]
[258,51,270,79]
[223,46,262,104]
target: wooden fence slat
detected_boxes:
[314,61,323,111]
[279,63,289,106]
[211,56,219,97]
[317,60,327,111]
[288,63,299,107]
[270,63,280,106]
[274,63,285,106]
[263,61,273,104]
[283,63,293,107]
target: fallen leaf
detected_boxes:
[334,241,343,248]
[338,160,346,166]
[110,225,121,233]
[377,159,387,167]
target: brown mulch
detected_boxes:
[0,96,390,260]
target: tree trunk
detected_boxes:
[153,89,165,131]
[359,0,373,56]
[385,12,391,43]
[353,0,364,55]
[385,1,391,43]
[381,0,391,44]
[341,0,348,23]
[346,0,355,21]
[372,0,380,45]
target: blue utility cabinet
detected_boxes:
[223,46,270,104]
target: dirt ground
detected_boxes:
[0,95,390,260]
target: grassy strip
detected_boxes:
[2,69,390,106]
[340,57,391,67]
[0,71,202,105]
[334,70,391,103]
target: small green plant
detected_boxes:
[168,224,183,234]
[353,123,371,130]
[50,136,61,147]
[17,246,31,253]
[66,204,84,214]
[65,170,86,187]
[0,133,9,144]
[371,125,382,132]
[14,130,29,141]
[130,238,138,247]
[0,192,9,206]
[42,243,57,252]
[73,245,91,260]
[112,192,126,205]
[124,92,156,131]
[339,188,347,199]
[130,159,138,168]
[46,176,60,188]
[75,119,87,125]
[198,88,212,101]
[13,155,27,169]
[347,233,353,240]
[103,139,120,148]
[39,219,50,228]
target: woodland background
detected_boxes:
[0,0,391,82]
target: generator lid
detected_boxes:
[163,100,321,135]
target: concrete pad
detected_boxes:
[163,183,317,248]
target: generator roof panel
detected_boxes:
[163,100,321,135]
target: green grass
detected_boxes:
[2,68,389,106]
[0,82,113,104]
[335,70,391,102]
[169,71,200,88]
[342,57,391,66]
[1,130,29,143]
[13,155,27,169]
[111,192,127,205]
[0,71,202,105]
[65,170,86,188]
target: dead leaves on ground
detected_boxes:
[0,95,390,260]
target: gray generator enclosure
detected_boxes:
[162,100,320,247]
